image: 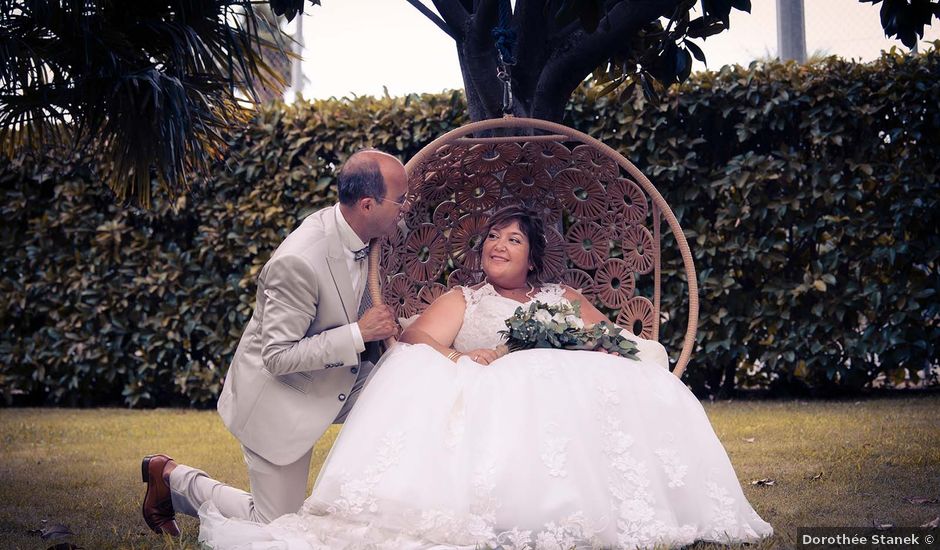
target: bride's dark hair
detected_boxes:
[484,205,547,283]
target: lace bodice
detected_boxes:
[452,283,568,352]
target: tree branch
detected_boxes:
[404,0,454,39]
[430,0,470,41]
[467,0,499,46]
[534,0,679,118]
[554,0,672,53]
[456,0,505,119]
[513,0,548,116]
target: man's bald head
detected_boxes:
[336,149,408,241]
[337,149,403,206]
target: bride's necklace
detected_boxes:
[487,279,538,301]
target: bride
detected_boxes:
[199,206,773,549]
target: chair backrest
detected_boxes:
[368,117,698,377]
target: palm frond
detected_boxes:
[0,0,295,207]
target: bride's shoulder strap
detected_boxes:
[458,285,473,303]
[460,282,492,308]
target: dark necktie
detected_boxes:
[358,287,373,318]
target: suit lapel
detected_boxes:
[325,224,357,323]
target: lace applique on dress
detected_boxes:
[459,284,483,311]
[322,431,404,516]
[655,447,689,488]
[495,527,534,549]
[410,460,502,545]
[705,480,742,540]
[413,504,496,545]
[596,384,699,549]
[471,460,501,523]
[540,422,570,478]
[534,513,592,550]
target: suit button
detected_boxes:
[351,367,359,375]
[338,393,346,402]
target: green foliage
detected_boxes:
[1,51,937,406]
[498,300,639,358]
[860,0,940,48]
[585,322,640,359]
[573,48,940,396]
[575,0,938,104]
[0,93,467,406]
[500,300,587,351]
[0,0,291,207]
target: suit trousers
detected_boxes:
[169,360,376,523]
[169,444,312,523]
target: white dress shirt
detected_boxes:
[333,204,367,353]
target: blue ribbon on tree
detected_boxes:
[491,0,516,65]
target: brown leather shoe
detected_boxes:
[141,454,181,536]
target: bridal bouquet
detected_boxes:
[499,301,639,359]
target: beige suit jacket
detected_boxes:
[218,206,369,466]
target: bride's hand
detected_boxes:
[464,346,507,366]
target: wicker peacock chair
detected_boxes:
[368,117,698,377]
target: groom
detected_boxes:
[141,149,406,535]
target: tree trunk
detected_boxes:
[432,0,680,123]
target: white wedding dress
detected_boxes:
[199,283,773,549]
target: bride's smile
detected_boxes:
[481,220,535,290]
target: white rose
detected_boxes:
[534,310,553,324]
[565,315,584,329]
[552,312,567,324]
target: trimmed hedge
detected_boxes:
[0,93,468,407]
[583,49,940,396]
[1,50,937,406]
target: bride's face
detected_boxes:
[481,220,531,285]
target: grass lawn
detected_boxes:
[1,395,938,549]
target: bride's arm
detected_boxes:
[561,285,669,367]
[560,285,610,325]
[399,289,468,361]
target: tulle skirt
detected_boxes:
[199,343,772,549]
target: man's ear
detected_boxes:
[358,197,375,212]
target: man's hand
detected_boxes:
[358,305,399,342]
